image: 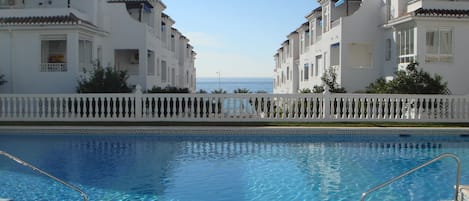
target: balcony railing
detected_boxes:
[0,92,468,122]
[331,19,341,29]
[40,63,67,72]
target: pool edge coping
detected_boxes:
[0,126,468,136]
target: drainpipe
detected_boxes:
[346,0,349,16]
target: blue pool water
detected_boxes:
[0,133,468,201]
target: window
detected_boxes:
[304,64,309,81]
[171,34,175,52]
[161,60,167,82]
[161,22,167,42]
[79,40,92,71]
[0,0,15,7]
[396,27,415,63]
[310,27,315,45]
[305,30,310,51]
[171,68,175,86]
[156,58,160,76]
[301,70,304,82]
[300,34,304,54]
[41,38,67,72]
[323,5,329,32]
[315,55,321,77]
[311,63,314,77]
[287,67,290,80]
[426,27,453,62]
[386,0,392,21]
[385,39,391,61]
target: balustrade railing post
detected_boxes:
[322,89,331,120]
[134,85,143,120]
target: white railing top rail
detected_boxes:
[1,92,468,123]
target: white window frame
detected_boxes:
[161,60,167,82]
[425,26,453,63]
[79,39,93,72]
[385,38,391,61]
[40,35,67,72]
[304,63,309,81]
[396,27,416,64]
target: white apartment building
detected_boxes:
[0,0,196,94]
[274,0,469,95]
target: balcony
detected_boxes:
[40,63,67,72]
[331,18,341,29]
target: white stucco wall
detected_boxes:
[340,0,384,93]
[415,19,469,95]
[7,31,78,93]
[0,1,192,94]
[0,32,12,93]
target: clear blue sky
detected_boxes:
[164,0,319,78]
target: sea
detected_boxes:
[197,77,273,94]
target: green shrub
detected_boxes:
[0,74,6,86]
[196,89,208,94]
[233,88,251,94]
[148,86,189,93]
[366,62,449,94]
[312,67,346,93]
[77,66,131,93]
[211,88,227,94]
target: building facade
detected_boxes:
[274,0,469,95]
[0,0,196,94]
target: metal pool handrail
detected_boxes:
[360,153,461,201]
[0,150,89,201]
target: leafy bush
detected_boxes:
[312,67,346,93]
[0,74,6,86]
[77,66,131,93]
[233,88,251,94]
[148,86,189,93]
[366,62,449,94]
[299,88,312,93]
[211,88,227,94]
[196,89,208,94]
[312,85,325,93]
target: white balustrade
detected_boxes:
[40,63,67,72]
[0,92,468,122]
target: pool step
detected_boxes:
[0,199,13,201]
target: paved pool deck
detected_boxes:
[0,126,468,136]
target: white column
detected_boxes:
[139,48,148,90]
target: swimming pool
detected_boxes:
[0,131,468,201]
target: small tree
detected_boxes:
[148,86,189,93]
[77,65,131,93]
[211,88,227,94]
[314,67,346,93]
[312,85,325,93]
[299,88,312,93]
[0,74,6,86]
[196,89,208,94]
[366,62,449,94]
[233,88,251,94]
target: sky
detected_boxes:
[164,0,319,78]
